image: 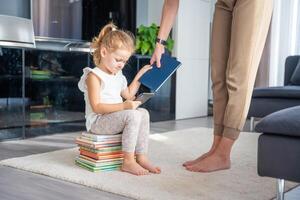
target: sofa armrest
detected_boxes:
[258,134,300,182]
[255,106,300,137]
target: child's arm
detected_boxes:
[86,73,141,114]
[121,65,152,100]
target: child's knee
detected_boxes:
[124,110,142,123]
[137,108,150,120]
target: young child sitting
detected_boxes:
[78,23,161,176]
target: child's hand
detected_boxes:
[137,65,153,76]
[123,100,141,110]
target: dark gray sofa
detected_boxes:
[255,106,300,200]
[248,55,300,131]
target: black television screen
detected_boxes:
[32,0,136,41]
[0,0,31,19]
[32,0,83,41]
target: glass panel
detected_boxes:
[24,50,88,137]
[0,48,23,140]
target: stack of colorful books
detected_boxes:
[75,132,123,172]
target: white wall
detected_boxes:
[136,0,148,27]
[136,0,164,27]
[174,0,211,119]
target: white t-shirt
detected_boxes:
[78,67,127,131]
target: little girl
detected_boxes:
[78,23,161,176]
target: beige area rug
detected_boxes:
[0,127,297,200]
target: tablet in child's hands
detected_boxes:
[135,93,154,105]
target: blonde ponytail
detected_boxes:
[91,23,135,67]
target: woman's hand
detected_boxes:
[123,100,141,110]
[150,43,165,68]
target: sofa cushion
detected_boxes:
[290,60,300,85]
[255,106,300,137]
[252,86,300,98]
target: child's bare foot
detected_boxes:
[136,155,161,174]
[121,160,149,176]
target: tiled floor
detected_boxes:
[0,117,298,200]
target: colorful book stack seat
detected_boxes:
[75,132,123,172]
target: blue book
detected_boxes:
[139,53,182,93]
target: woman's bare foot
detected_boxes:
[185,137,235,172]
[136,154,161,174]
[182,151,214,167]
[183,135,222,167]
[185,152,231,172]
[121,160,149,176]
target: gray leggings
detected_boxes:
[90,108,150,154]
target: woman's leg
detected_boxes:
[186,0,273,172]
[222,0,273,139]
[211,0,236,138]
[90,110,149,175]
[135,108,161,174]
[183,0,234,167]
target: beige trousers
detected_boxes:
[211,0,273,140]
